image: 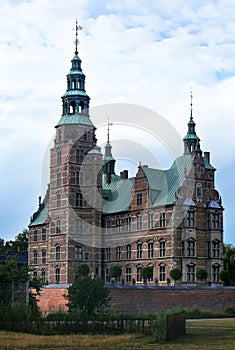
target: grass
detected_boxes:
[0,319,235,349]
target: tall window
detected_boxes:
[105,247,111,261]
[212,265,220,282]
[56,193,61,208]
[148,241,154,258]
[33,250,38,264]
[106,217,111,233]
[210,212,220,229]
[116,246,121,260]
[41,250,46,264]
[33,229,38,242]
[76,148,84,164]
[159,264,166,282]
[212,240,220,258]
[137,242,142,259]
[75,192,83,207]
[76,218,83,234]
[126,244,132,259]
[56,245,61,261]
[186,210,195,227]
[41,269,46,284]
[42,228,46,241]
[116,216,121,232]
[76,170,83,185]
[75,246,82,260]
[187,239,195,257]
[148,212,154,229]
[55,267,60,283]
[125,266,132,283]
[136,265,142,282]
[160,211,166,228]
[159,240,166,257]
[56,219,61,234]
[57,149,61,165]
[136,193,143,206]
[57,171,61,186]
[137,214,142,230]
[126,215,132,231]
[187,264,195,282]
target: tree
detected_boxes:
[109,265,122,282]
[141,266,153,284]
[169,268,182,285]
[196,269,208,282]
[220,270,230,286]
[223,244,235,285]
[0,229,29,254]
[75,263,90,278]
[67,276,110,315]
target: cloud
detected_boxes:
[0,0,234,243]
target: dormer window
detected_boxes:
[136,193,142,206]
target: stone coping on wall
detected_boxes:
[42,283,235,291]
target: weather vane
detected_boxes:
[190,88,193,120]
[107,117,113,142]
[73,18,83,54]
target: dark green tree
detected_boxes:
[67,276,110,316]
[75,263,90,278]
[223,244,235,285]
[196,269,208,282]
[169,268,182,285]
[220,270,230,286]
[109,265,122,282]
[141,266,153,284]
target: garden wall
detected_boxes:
[37,284,235,315]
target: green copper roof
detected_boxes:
[56,114,94,127]
[204,156,216,170]
[29,205,47,226]
[102,178,135,214]
[62,90,89,98]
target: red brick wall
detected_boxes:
[36,285,235,315]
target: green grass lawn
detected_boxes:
[0,319,235,349]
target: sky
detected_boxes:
[0,0,235,244]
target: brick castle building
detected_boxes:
[29,26,224,286]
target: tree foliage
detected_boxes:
[0,229,29,254]
[75,263,90,278]
[169,268,182,282]
[67,276,110,315]
[220,270,230,286]
[141,266,153,283]
[223,244,235,285]
[196,269,208,281]
[109,265,122,280]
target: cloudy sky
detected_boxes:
[0,0,234,244]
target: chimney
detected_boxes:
[204,152,210,163]
[120,170,128,179]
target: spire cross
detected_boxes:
[74,18,83,54]
[107,117,113,143]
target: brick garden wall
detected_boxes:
[37,284,235,315]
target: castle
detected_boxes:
[29,24,224,286]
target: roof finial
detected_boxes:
[74,18,83,55]
[190,88,193,120]
[107,117,113,143]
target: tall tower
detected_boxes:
[47,21,103,283]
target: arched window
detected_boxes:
[55,245,61,261]
[126,243,132,259]
[160,211,166,228]
[41,250,46,264]
[148,241,154,258]
[70,101,76,114]
[136,264,142,282]
[187,263,195,282]
[56,193,61,208]
[137,214,142,230]
[125,265,132,283]
[159,239,166,257]
[55,266,60,283]
[186,238,196,257]
[56,219,61,234]
[79,101,84,113]
[116,216,121,232]
[116,245,121,260]
[212,240,220,258]
[137,241,143,259]
[41,269,46,284]
[148,212,154,229]
[212,264,220,282]
[126,215,132,231]
[159,263,166,282]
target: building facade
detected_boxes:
[29,32,224,286]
